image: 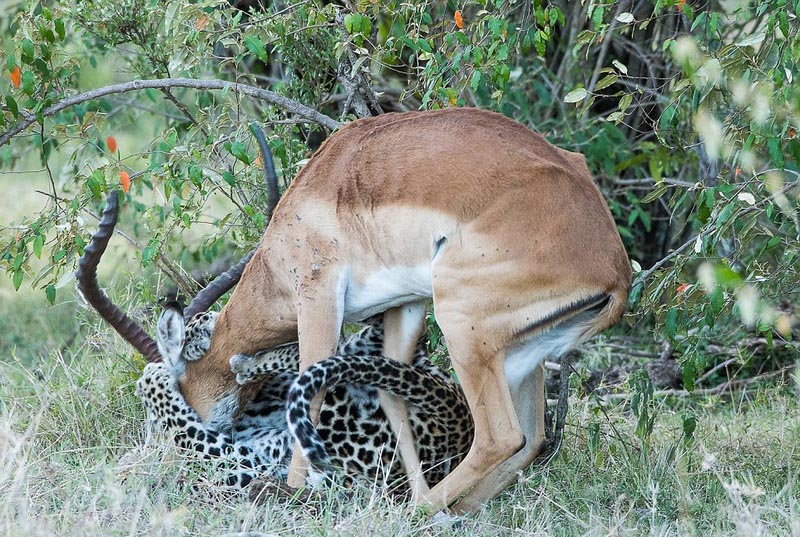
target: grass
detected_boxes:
[1,277,799,536]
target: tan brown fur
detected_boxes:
[179,108,631,512]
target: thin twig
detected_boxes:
[40,122,60,213]
[0,77,340,146]
[159,88,208,137]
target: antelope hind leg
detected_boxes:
[450,364,546,513]
[425,340,525,512]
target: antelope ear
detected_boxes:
[157,304,186,375]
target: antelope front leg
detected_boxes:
[286,279,345,489]
[380,301,430,503]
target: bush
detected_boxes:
[1,0,798,390]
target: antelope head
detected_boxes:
[76,123,286,424]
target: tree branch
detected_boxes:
[335,9,382,119]
[0,77,341,146]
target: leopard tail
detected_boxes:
[286,354,469,477]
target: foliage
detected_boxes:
[1,0,798,387]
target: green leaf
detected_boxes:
[470,70,482,92]
[41,27,55,44]
[564,88,587,103]
[788,140,800,167]
[594,74,618,91]
[12,270,23,291]
[736,31,766,48]
[659,105,677,130]
[22,70,35,96]
[767,137,784,168]
[682,360,696,392]
[243,35,268,62]
[682,412,697,440]
[21,39,34,62]
[74,235,86,255]
[628,281,642,307]
[6,55,15,72]
[45,284,56,304]
[698,201,710,224]
[34,58,49,75]
[253,212,265,229]
[33,235,44,258]
[6,96,19,118]
[641,181,668,204]
[766,236,782,249]
[716,203,735,226]
[619,93,633,112]
[710,287,724,315]
[86,169,105,199]
[714,264,742,288]
[222,171,236,187]
[665,307,678,339]
[55,18,65,40]
[188,165,203,187]
[228,141,250,165]
[142,243,157,266]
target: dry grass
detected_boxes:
[2,277,799,536]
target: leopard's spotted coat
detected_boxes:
[138,313,473,490]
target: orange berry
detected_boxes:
[676,283,689,294]
[677,0,686,12]
[454,10,464,29]
[119,171,131,194]
[9,66,21,88]
[106,136,117,153]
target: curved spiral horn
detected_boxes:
[182,122,281,320]
[250,121,280,223]
[76,190,163,363]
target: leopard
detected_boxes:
[138,311,474,492]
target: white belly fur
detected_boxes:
[503,309,598,391]
[343,265,433,322]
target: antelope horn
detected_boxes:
[183,122,281,320]
[250,121,280,223]
[182,248,255,320]
[76,190,163,363]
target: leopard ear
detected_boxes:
[157,304,186,375]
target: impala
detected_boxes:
[79,109,631,513]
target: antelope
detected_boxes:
[78,108,631,513]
